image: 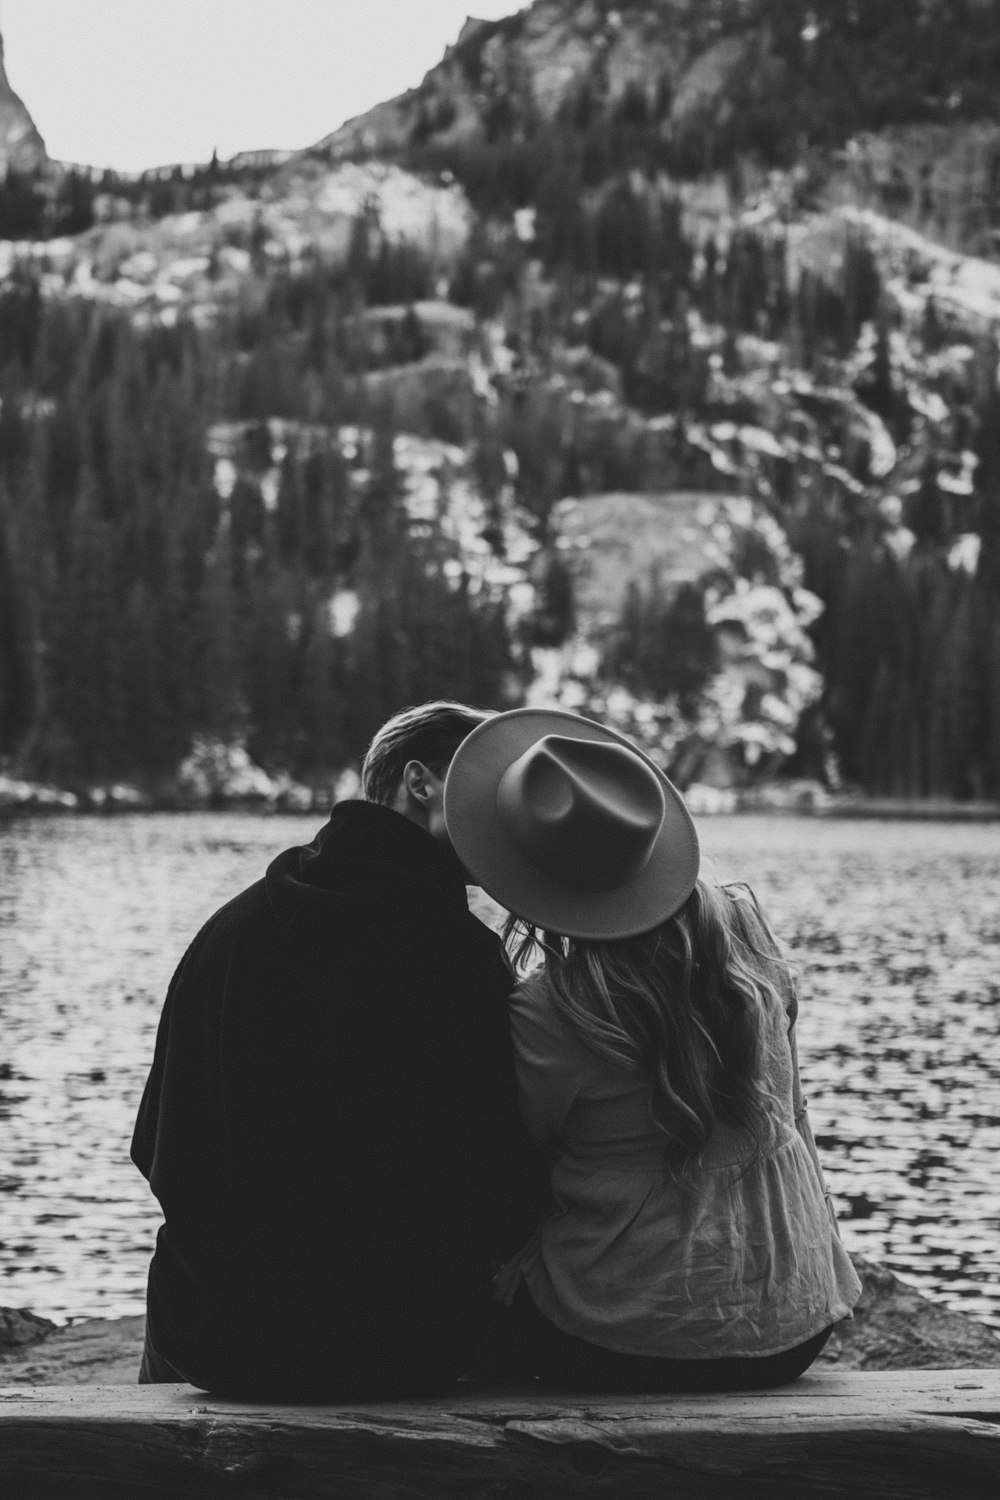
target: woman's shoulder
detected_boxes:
[511,965,549,1000]
[510,965,560,1025]
[510,966,590,1056]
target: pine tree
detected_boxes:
[196,525,244,744]
[298,595,345,774]
[857,658,895,793]
[974,374,1000,593]
[54,482,127,781]
[907,458,949,548]
[0,486,35,755]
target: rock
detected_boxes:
[669,34,752,133]
[352,301,477,362]
[0,775,79,812]
[0,32,47,175]
[307,0,710,161]
[827,123,1000,259]
[360,356,479,438]
[539,489,823,784]
[175,736,278,806]
[0,1307,57,1353]
[0,1314,144,1386]
[819,1255,1000,1371]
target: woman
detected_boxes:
[445,708,861,1393]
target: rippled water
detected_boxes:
[0,812,998,1328]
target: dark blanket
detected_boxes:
[131,800,544,1398]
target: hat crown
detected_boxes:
[496,735,665,893]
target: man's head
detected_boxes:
[361,701,492,845]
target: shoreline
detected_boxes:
[2,1257,998,1387]
[3,793,1000,823]
[5,753,1000,825]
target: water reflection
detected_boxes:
[0,812,998,1329]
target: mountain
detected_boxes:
[0,32,46,174]
[314,0,1000,249]
[1,3,1000,806]
[313,1,702,160]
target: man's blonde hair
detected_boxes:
[361,701,492,805]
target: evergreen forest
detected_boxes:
[2,0,1000,803]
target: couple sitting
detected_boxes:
[132,701,860,1398]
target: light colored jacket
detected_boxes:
[498,968,862,1360]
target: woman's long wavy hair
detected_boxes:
[505,880,796,1181]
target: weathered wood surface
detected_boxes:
[1,1368,998,1498]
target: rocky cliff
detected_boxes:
[0,31,46,174]
[313,0,777,164]
[314,0,710,160]
[312,0,1000,215]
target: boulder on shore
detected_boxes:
[1,1255,996,1387]
[0,1307,58,1352]
[0,1309,144,1386]
[820,1255,1000,1371]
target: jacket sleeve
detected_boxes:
[130,949,192,1180]
[129,909,221,1185]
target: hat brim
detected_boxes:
[444,708,700,941]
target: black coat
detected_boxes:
[131,801,545,1397]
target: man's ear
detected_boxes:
[402,760,432,804]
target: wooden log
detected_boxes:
[0,1368,998,1499]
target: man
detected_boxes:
[132,701,544,1398]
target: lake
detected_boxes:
[1,812,998,1330]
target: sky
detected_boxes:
[0,0,526,173]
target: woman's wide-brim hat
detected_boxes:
[444,707,700,941]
